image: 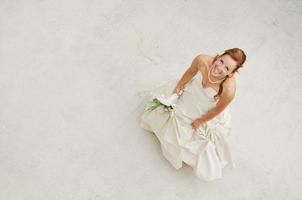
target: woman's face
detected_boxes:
[210,54,238,78]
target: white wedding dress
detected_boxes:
[139,69,237,181]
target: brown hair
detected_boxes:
[213,48,247,100]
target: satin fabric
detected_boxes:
[139,72,237,181]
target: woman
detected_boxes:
[140,48,247,181]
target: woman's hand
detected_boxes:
[172,85,184,96]
[172,86,181,96]
[191,118,205,129]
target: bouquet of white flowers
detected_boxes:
[147,91,183,112]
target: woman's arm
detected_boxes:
[199,83,236,122]
[191,82,236,128]
[173,55,203,94]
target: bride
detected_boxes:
[140,48,247,181]
[174,49,246,130]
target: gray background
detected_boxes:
[0,0,301,199]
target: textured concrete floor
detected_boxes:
[0,0,302,199]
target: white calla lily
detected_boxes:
[156,93,178,106]
[148,93,181,112]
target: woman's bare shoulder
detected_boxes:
[222,76,237,99]
[226,73,236,87]
[195,54,214,71]
[196,54,213,61]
